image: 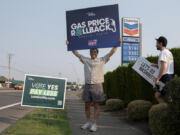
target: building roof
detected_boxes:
[0,76,7,82]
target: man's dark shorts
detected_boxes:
[82,83,105,102]
[159,74,174,95]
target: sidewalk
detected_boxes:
[66,98,152,135]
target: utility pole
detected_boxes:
[140,23,142,57]
[58,72,61,77]
[8,54,12,87]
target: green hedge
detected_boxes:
[105,99,124,111]
[127,100,152,121]
[103,48,180,104]
[148,78,180,135]
[149,103,172,135]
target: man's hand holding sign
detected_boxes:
[66,39,121,61]
[133,57,165,91]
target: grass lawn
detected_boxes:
[3,108,72,135]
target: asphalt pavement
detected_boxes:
[0,90,33,134]
[66,99,152,135]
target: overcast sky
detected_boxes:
[0,0,179,83]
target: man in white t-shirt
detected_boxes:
[66,39,121,132]
[152,36,174,103]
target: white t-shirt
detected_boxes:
[158,48,174,75]
[80,54,110,84]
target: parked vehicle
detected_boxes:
[14,84,23,90]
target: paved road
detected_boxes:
[0,90,33,134]
[66,99,152,135]
[0,91,22,107]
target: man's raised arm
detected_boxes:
[66,40,81,60]
[72,50,81,59]
[107,47,118,58]
[107,38,121,59]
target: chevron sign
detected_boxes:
[122,18,140,37]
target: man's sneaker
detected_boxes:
[90,124,97,132]
[81,122,91,130]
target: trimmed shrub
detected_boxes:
[149,78,180,135]
[105,99,124,111]
[149,103,176,135]
[171,48,180,76]
[163,77,180,104]
[127,100,152,121]
[163,77,180,134]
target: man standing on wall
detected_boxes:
[66,39,121,132]
[152,36,174,103]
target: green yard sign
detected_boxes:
[21,74,67,109]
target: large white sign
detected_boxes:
[132,57,165,90]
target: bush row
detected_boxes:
[105,77,180,135]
